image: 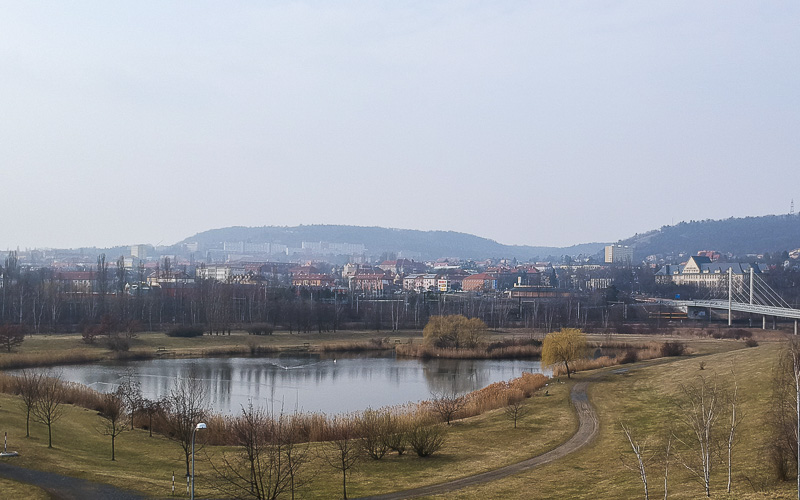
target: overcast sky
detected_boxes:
[1,1,798,250]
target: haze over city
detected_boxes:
[2,2,798,251]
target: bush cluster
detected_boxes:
[166,326,204,338]
[246,324,274,336]
[619,350,639,364]
[487,337,542,352]
[709,328,752,340]
[660,341,686,357]
[423,315,487,349]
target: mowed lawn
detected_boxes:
[434,340,797,499]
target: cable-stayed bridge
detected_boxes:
[650,268,800,333]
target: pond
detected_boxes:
[44,353,547,415]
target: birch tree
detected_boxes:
[620,422,652,500]
[674,375,721,497]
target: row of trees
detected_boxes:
[619,371,743,499]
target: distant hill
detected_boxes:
[619,214,800,258]
[177,225,606,261]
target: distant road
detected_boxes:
[357,379,599,500]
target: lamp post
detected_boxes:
[191,422,207,500]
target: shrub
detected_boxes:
[246,323,274,336]
[166,326,204,338]
[423,315,487,349]
[408,421,446,457]
[359,409,392,460]
[660,341,686,357]
[619,350,638,364]
[744,338,759,347]
[106,335,130,352]
[486,338,542,352]
[712,328,753,340]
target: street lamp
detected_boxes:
[191,422,207,500]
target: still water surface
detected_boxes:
[49,353,546,415]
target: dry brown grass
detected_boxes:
[0,349,108,370]
[396,343,541,360]
[316,338,392,352]
[551,342,688,377]
[459,372,548,418]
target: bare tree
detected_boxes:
[117,369,142,429]
[503,390,530,429]
[663,432,672,500]
[429,390,469,425]
[97,391,127,461]
[140,397,164,438]
[673,375,721,497]
[32,373,65,448]
[790,339,800,500]
[15,369,44,438]
[164,373,209,477]
[725,365,744,494]
[320,415,360,500]
[0,324,25,352]
[211,403,307,500]
[620,422,653,500]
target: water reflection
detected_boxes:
[34,354,546,415]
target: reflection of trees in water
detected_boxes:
[421,359,486,395]
[60,354,530,414]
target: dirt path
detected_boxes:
[357,379,599,500]
[0,461,145,500]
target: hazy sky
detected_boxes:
[2,2,798,250]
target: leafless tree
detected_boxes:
[15,369,44,438]
[117,369,142,429]
[320,415,360,500]
[32,373,65,448]
[429,390,469,425]
[620,422,653,500]
[790,339,800,500]
[140,397,164,437]
[673,375,721,497]
[663,432,673,500]
[211,403,308,500]
[0,324,25,352]
[725,365,744,494]
[164,372,209,477]
[503,390,530,429]
[97,391,127,461]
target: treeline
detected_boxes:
[0,261,660,335]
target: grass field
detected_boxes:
[433,340,795,499]
[0,477,49,499]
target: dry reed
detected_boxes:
[396,344,541,360]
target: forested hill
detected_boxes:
[178,225,606,260]
[619,214,800,257]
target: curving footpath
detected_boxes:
[357,379,599,500]
[0,461,144,500]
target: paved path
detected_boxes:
[357,379,599,500]
[0,461,145,500]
